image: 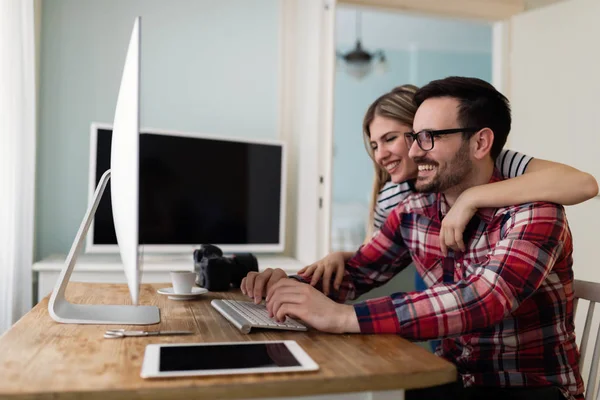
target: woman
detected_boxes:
[298,84,598,296]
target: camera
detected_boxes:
[193,244,259,291]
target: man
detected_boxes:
[241,77,583,399]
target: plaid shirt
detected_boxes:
[333,170,583,399]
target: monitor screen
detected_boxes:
[88,125,285,253]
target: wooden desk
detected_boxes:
[0,283,456,400]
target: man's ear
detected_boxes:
[471,128,494,160]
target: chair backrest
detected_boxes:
[574,279,600,400]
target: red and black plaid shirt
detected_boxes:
[333,171,583,399]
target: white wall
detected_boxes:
[510,0,600,283]
[510,0,600,388]
[524,0,565,9]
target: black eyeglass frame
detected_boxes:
[404,128,481,151]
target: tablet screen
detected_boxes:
[159,343,301,372]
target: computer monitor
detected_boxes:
[87,126,286,254]
[109,16,142,306]
[48,17,160,324]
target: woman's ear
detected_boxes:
[471,128,494,160]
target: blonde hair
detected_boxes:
[362,85,419,240]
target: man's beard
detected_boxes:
[414,141,472,193]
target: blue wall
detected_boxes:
[35,1,492,261]
[332,48,492,205]
[36,0,280,260]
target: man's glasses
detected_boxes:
[404,128,480,151]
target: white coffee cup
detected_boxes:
[170,271,197,294]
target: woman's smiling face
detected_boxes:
[369,115,418,183]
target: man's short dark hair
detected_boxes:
[414,76,511,161]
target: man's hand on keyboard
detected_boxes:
[241,268,288,304]
[265,279,360,334]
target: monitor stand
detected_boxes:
[48,170,160,324]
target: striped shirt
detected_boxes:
[373,149,533,230]
[336,169,583,399]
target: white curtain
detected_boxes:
[0,0,36,333]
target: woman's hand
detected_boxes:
[296,252,346,296]
[440,190,477,256]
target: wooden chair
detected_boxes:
[574,279,600,400]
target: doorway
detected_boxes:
[330,6,493,256]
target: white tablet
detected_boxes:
[140,340,319,378]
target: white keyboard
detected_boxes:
[211,299,307,334]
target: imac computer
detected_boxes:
[86,126,286,254]
[48,17,160,324]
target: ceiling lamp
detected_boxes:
[337,11,387,80]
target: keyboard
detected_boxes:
[211,299,307,334]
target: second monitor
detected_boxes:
[88,124,286,254]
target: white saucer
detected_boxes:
[157,287,208,301]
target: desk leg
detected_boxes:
[240,390,404,400]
